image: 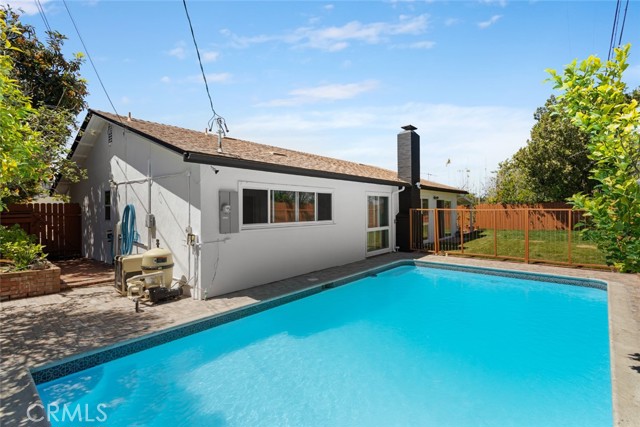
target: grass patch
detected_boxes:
[449,229,606,266]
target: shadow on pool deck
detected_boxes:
[1,252,638,426]
[630,353,640,374]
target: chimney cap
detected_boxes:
[401,124,417,131]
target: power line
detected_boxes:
[181,0,227,133]
[607,0,630,61]
[618,0,630,46]
[607,0,621,60]
[34,0,52,34]
[61,0,123,126]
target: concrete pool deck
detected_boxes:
[1,254,638,426]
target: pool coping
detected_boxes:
[31,259,609,382]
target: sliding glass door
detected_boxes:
[367,195,390,255]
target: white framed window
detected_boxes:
[366,194,390,255]
[241,183,333,229]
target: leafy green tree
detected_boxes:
[1,7,87,204]
[0,12,48,210]
[487,95,594,204]
[523,96,595,201]
[547,44,640,272]
[486,155,537,204]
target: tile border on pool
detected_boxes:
[412,260,608,291]
[30,259,607,384]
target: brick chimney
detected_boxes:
[396,124,421,251]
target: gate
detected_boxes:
[1,203,82,259]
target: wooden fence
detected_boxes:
[1,203,81,259]
[470,203,573,231]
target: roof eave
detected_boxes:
[420,185,468,195]
[90,109,188,157]
[183,151,409,188]
[50,111,94,194]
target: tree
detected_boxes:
[486,155,538,204]
[547,44,640,272]
[523,96,595,201]
[0,12,48,210]
[1,7,87,204]
[487,95,594,204]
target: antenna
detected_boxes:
[215,117,228,153]
[182,0,230,145]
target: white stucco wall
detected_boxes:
[69,116,401,300]
[69,117,201,291]
[420,189,459,241]
[197,166,399,299]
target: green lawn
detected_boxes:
[446,229,606,266]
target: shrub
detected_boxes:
[547,45,640,273]
[0,224,47,271]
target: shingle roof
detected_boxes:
[88,109,465,193]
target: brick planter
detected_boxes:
[0,264,61,301]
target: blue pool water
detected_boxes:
[37,265,611,427]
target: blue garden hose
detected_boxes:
[121,204,138,255]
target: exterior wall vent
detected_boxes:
[107,124,113,145]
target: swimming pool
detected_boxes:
[35,263,611,426]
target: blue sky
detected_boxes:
[6,0,640,193]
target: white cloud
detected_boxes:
[3,0,49,15]
[394,40,436,50]
[444,18,460,27]
[257,80,379,107]
[478,15,502,29]
[121,96,131,105]
[201,51,219,63]
[221,14,430,51]
[324,4,334,11]
[234,102,533,191]
[160,76,171,84]
[167,42,187,60]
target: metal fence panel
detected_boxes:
[410,207,608,269]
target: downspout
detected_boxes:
[391,186,406,252]
[186,170,196,300]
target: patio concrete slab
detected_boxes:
[56,258,114,289]
[1,253,637,426]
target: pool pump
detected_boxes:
[147,285,182,303]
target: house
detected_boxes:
[56,110,466,299]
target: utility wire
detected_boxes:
[34,0,52,34]
[61,0,124,127]
[607,0,621,60]
[181,0,227,132]
[617,0,630,46]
